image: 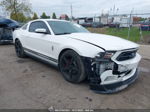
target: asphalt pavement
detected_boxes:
[0,45,149,109]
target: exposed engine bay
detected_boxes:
[83,48,141,93]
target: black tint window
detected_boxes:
[48,21,89,35]
[29,21,50,33]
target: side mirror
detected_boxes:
[35,28,47,34]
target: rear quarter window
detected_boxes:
[22,24,28,30]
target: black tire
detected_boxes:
[15,39,26,58]
[59,50,86,83]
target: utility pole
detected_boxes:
[113,5,115,15]
[94,14,96,22]
[70,4,73,21]
[127,8,134,39]
[116,8,119,16]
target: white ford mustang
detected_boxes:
[13,19,141,93]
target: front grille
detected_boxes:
[116,50,137,61]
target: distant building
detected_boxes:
[86,17,93,22]
[100,14,109,25]
[120,17,133,27]
[111,15,133,28]
[93,16,101,22]
[76,17,93,24]
[77,17,86,24]
[113,16,122,23]
[60,14,69,20]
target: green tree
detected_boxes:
[10,12,27,22]
[52,12,57,19]
[17,13,26,22]
[26,16,32,22]
[0,0,32,21]
[32,12,38,20]
[40,12,50,19]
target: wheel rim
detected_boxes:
[60,54,81,81]
[15,41,22,56]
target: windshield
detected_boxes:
[47,21,89,35]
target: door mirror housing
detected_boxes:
[35,28,47,34]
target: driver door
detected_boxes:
[24,21,53,58]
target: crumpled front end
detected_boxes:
[82,48,141,94]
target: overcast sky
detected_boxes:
[0,0,150,18]
[30,0,150,17]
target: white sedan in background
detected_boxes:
[13,19,141,93]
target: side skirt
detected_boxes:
[24,48,58,67]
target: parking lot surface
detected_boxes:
[0,45,150,109]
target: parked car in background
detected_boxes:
[80,22,92,27]
[0,18,19,44]
[138,21,144,24]
[92,22,103,28]
[13,19,141,93]
[140,22,150,31]
[0,28,13,44]
[109,22,120,28]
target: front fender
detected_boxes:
[56,39,105,59]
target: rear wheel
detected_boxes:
[15,39,26,58]
[59,50,86,83]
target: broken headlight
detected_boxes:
[94,51,116,75]
[96,51,115,59]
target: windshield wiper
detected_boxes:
[55,32,71,35]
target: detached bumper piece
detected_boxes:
[90,69,138,94]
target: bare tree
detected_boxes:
[0,0,32,21]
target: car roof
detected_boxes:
[31,19,69,23]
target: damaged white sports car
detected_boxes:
[13,19,141,93]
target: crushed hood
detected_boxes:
[67,33,139,51]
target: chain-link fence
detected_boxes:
[77,13,150,44]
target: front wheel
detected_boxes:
[59,50,86,83]
[15,39,26,58]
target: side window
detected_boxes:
[29,21,50,34]
[22,24,28,30]
[29,22,37,32]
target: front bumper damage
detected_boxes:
[82,49,141,94]
[90,69,139,94]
